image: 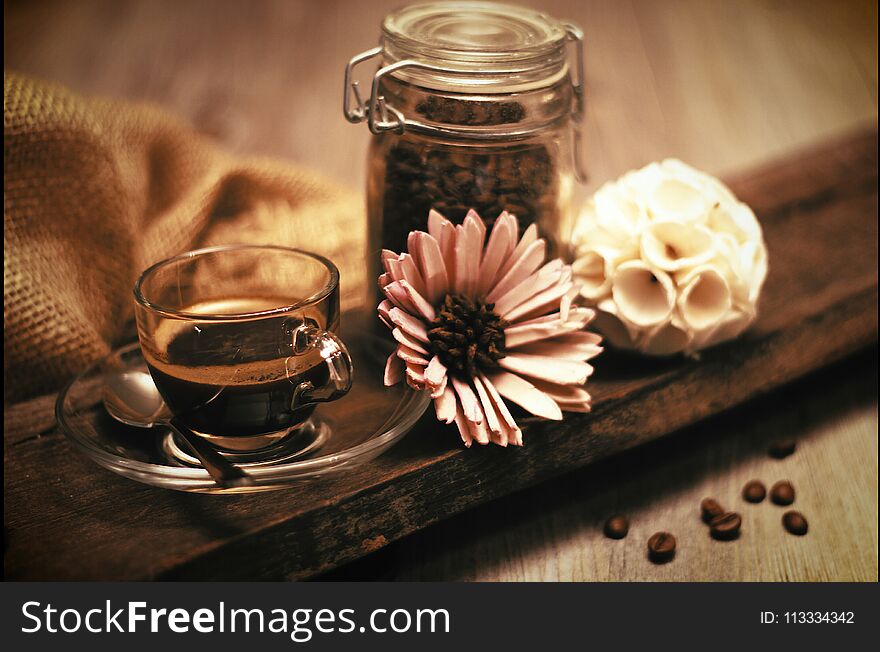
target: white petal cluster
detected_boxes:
[571,159,768,356]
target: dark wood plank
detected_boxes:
[320,349,878,581]
[4,128,877,580]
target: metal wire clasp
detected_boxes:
[344,47,414,134]
[345,47,451,135]
[564,23,588,183]
[564,24,585,123]
[343,46,382,124]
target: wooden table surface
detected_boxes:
[5,0,878,581]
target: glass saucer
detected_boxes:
[56,324,430,494]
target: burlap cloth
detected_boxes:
[4,73,367,403]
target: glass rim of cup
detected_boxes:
[133,244,340,322]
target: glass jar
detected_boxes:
[344,1,586,298]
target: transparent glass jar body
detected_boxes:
[366,75,576,300]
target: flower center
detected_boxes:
[428,294,507,379]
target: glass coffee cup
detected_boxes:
[134,245,353,452]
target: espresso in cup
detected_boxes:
[135,247,352,451]
[142,296,333,438]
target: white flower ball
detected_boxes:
[571,159,768,356]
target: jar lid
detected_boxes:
[381,1,569,92]
[343,2,584,138]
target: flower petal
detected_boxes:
[424,355,447,387]
[479,373,519,433]
[492,259,564,317]
[378,313,394,330]
[611,261,676,327]
[388,307,429,342]
[698,309,753,351]
[428,209,453,240]
[464,210,486,295]
[453,408,473,447]
[465,208,487,244]
[398,253,427,298]
[381,249,398,274]
[414,232,449,304]
[502,281,573,323]
[642,316,692,356]
[529,379,593,413]
[503,314,590,348]
[512,306,595,329]
[560,284,580,323]
[451,376,483,424]
[707,201,761,243]
[489,430,508,447]
[676,264,732,331]
[487,239,546,303]
[399,279,436,322]
[438,221,457,290]
[467,414,491,445]
[434,384,458,423]
[505,322,576,348]
[405,361,426,389]
[472,375,503,436]
[512,339,602,361]
[396,344,430,366]
[383,280,420,316]
[640,221,715,272]
[391,327,429,354]
[384,352,405,386]
[572,247,616,301]
[497,222,538,280]
[378,299,394,320]
[407,231,422,272]
[593,299,640,349]
[510,428,523,447]
[430,374,448,399]
[740,239,768,304]
[385,256,404,283]
[647,175,710,223]
[479,375,523,447]
[453,225,475,294]
[378,300,395,329]
[499,353,592,386]
[477,212,515,295]
[549,330,603,347]
[487,370,563,420]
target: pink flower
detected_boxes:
[379,209,602,447]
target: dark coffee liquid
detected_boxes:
[143,298,330,440]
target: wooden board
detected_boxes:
[322,350,878,581]
[3,127,877,580]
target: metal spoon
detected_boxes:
[102,370,253,489]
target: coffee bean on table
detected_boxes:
[709,512,742,540]
[700,498,725,524]
[603,515,629,540]
[647,532,676,564]
[769,439,796,459]
[742,480,767,503]
[782,511,808,536]
[770,480,795,505]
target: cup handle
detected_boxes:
[287,322,353,407]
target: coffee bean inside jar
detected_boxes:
[344,2,585,306]
[375,136,558,255]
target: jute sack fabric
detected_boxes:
[4,73,366,403]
